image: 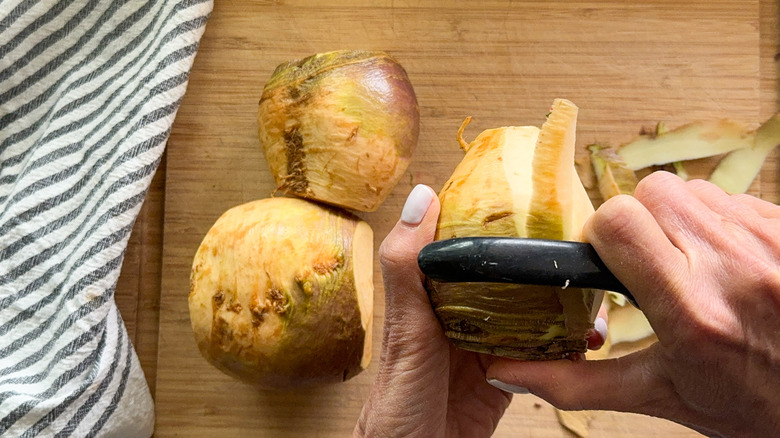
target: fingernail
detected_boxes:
[487,378,530,394]
[401,185,434,225]
[594,317,608,342]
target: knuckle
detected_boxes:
[687,178,728,199]
[377,239,398,267]
[598,194,637,219]
[685,177,712,190]
[587,195,639,239]
[757,269,780,297]
[732,193,752,203]
[634,171,677,202]
[378,236,414,270]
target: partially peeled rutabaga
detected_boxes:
[427,99,601,360]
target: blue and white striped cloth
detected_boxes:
[0,1,211,435]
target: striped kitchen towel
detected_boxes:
[0,0,212,436]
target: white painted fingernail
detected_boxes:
[487,378,530,394]
[595,317,608,342]
[401,185,434,225]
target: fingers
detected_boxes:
[631,172,722,253]
[586,304,609,351]
[685,179,772,233]
[486,349,659,412]
[648,177,780,283]
[683,177,780,221]
[358,186,450,437]
[378,184,442,340]
[485,346,696,423]
[684,180,780,262]
[632,173,779,254]
[583,190,687,327]
[732,193,780,220]
[379,184,440,305]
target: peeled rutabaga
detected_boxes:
[188,197,374,388]
[428,99,600,360]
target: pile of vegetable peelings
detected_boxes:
[184,48,780,436]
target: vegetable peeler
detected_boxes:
[417,237,638,308]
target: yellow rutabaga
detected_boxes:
[258,50,419,212]
[189,197,374,388]
[428,99,601,360]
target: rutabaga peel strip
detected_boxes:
[527,99,578,240]
[587,144,639,200]
[556,410,594,438]
[617,119,754,170]
[709,113,780,194]
[671,161,689,181]
[606,302,654,345]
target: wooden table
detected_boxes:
[116,1,779,436]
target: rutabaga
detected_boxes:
[258,50,419,212]
[189,197,374,388]
[427,99,601,360]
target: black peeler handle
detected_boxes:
[418,237,638,308]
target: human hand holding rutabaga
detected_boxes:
[352,185,512,438]
[353,185,606,438]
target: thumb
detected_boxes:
[485,346,677,417]
[379,184,441,319]
[358,185,449,437]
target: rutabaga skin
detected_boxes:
[258,50,420,212]
[188,197,374,388]
[588,143,639,200]
[428,99,600,360]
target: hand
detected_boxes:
[353,185,512,438]
[486,172,780,438]
[354,185,607,438]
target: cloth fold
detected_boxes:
[0,0,212,435]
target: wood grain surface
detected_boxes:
[114,0,779,436]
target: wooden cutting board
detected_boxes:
[155,1,768,436]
